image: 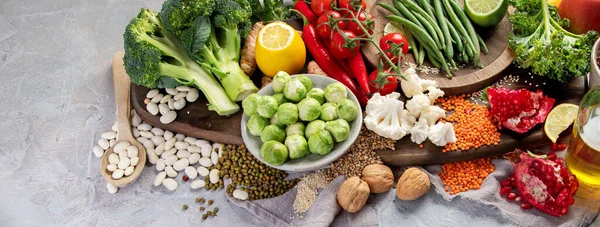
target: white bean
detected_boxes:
[132,128,141,138]
[114,141,130,153]
[187,145,200,153]
[136,137,148,144]
[147,149,159,164]
[106,164,117,172]
[176,86,191,92]
[151,127,164,136]
[163,130,174,140]
[161,148,177,159]
[140,131,154,139]
[138,123,152,131]
[190,179,206,189]
[156,159,166,171]
[130,157,140,166]
[124,166,134,176]
[109,139,116,148]
[155,143,165,156]
[112,122,118,132]
[175,141,189,150]
[184,166,198,179]
[176,150,191,158]
[165,166,177,178]
[98,139,110,150]
[195,139,210,147]
[112,169,125,179]
[175,133,185,141]
[160,94,172,104]
[188,153,200,164]
[143,140,155,150]
[118,157,130,169]
[165,88,178,96]
[101,131,117,140]
[174,92,187,101]
[200,144,212,157]
[132,114,142,127]
[173,158,189,171]
[118,150,127,158]
[146,102,159,115]
[174,98,186,110]
[158,103,169,115]
[162,178,178,191]
[186,88,199,102]
[164,137,176,150]
[92,146,104,158]
[160,111,177,124]
[209,169,219,184]
[197,166,210,177]
[233,189,249,200]
[211,151,219,165]
[150,93,163,103]
[127,146,139,158]
[154,172,167,186]
[151,136,165,146]
[146,89,159,98]
[164,155,178,166]
[108,154,119,164]
[212,143,223,158]
[199,157,212,168]
[184,137,197,145]
[168,98,175,110]
[107,182,119,194]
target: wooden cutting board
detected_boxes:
[362,0,515,95]
[377,67,586,166]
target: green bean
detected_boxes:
[403,27,421,65]
[418,44,426,65]
[477,34,488,54]
[393,0,424,28]
[444,17,463,52]
[433,0,453,60]
[387,16,447,69]
[413,13,443,50]
[461,47,469,63]
[441,0,476,60]
[447,0,480,64]
[379,2,402,17]
[400,0,445,49]
[416,0,436,21]
[427,51,442,68]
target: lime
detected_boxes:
[464,0,508,27]
[384,22,404,35]
[544,103,579,143]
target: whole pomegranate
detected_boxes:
[487,87,555,133]
[505,149,579,217]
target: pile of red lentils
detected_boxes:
[437,158,495,195]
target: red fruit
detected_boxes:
[379,32,409,64]
[500,186,513,195]
[487,87,555,134]
[507,192,517,200]
[311,0,335,16]
[182,175,189,182]
[368,70,398,96]
[507,149,579,217]
[501,178,513,187]
[346,11,374,36]
[515,196,522,202]
[557,143,567,150]
[330,30,360,59]
[521,202,533,210]
[339,0,367,12]
[317,11,346,40]
[547,151,557,161]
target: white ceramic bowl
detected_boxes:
[241,74,363,172]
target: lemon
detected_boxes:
[256,22,306,77]
[544,103,579,143]
[547,0,562,7]
[465,0,508,27]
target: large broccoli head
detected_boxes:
[159,0,217,35]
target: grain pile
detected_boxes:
[293,171,329,216]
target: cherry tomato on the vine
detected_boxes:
[339,0,367,13]
[368,70,398,95]
[379,32,409,64]
[347,11,374,36]
[311,0,335,17]
[317,11,346,40]
[330,30,360,59]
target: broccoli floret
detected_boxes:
[508,0,598,82]
[123,8,240,116]
[160,0,258,102]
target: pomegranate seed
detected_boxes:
[557,143,567,150]
[501,179,513,187]
[500,186,513,195]
[515,196,522,202]
[561,208,568,214]
[182,175,189,182]
[547,152,557,161]
[521,202,532,210]
[551,143,559,151]
[507,192,517,200]
[510,176,516,183]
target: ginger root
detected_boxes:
[307,61,327,76]
[240,22,264,76]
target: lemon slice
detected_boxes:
[384,22,404,35]
[544,103,579,143]
[258,22,295,50]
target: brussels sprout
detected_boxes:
[270,113,285,127]
[320,103,338,121]
[298,98,321,121]
[272,71,291,93]
[277,103,299,125]
[305,120,325,139]
[336,99,358,122]
[247,114,269,136]
[242,93,261,116]
[308,129,334,155]
[295,75,313,90]
[272,93,288,105]
[285,135,309,159]
[324,82,348,103]
[260,125,286,143]
[325,119,350,142]
[257,95,278,118]
[260,141,288,166]
[283,79,307,102]
[286,122,305,137]
[307,88,326,104]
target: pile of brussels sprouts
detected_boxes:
[242,72,359,166]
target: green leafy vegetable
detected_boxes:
[248,0,292,22]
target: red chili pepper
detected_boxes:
[294,11,370,105]
[348,53,370,94]
[295,0,318,26]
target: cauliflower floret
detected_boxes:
[401,109,417,132]
[405,94,430,117]
[364,92,410,140]
[421,105,445,126]
[419,78,438,90]
[410,118,429,144]
[428,122,457,146]
[426,86,444,104]
[400,68,424,98]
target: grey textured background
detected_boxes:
[0,0,598,226]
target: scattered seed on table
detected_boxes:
[200,206,205,211]
[202,214,208,220]
[208,200,213,205]
[183,204,188,210]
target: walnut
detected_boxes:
[361,164,394,193]
[337,177,370,213]
[396,168,430,200]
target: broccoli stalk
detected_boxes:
[123,9,240,116]
[160,0,257,102]
[508,0,598,82]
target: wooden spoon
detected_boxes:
[101,50,147,187]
